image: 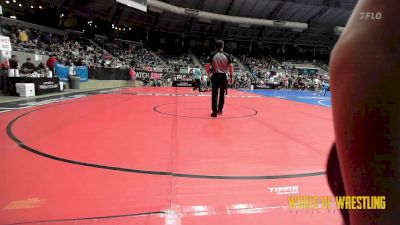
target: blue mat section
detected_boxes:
[242,89,332,108]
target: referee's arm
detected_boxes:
[228,63,233,85]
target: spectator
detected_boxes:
[20,58,36,73]
[75,58,85,66]
[9,55,18,69]
[69,63,76,77]
[35,62,46,73]
[18,29,29,43]
[0,59,10,69]
[47,54,57,73]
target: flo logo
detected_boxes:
[360,12,382,20]
[268,186,299,195]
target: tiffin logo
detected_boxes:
[269,186,299,195]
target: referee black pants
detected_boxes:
[211,73,227,113]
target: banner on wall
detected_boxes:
[0,36,12,51]
[55,63,89,82]
[135,70,162,80]
[172,74,193,81]
[134,70,194,82]
[172,81,193,87]
[297,68,318,76]
[87,67,193,83]
[254,83,279,89]
[75,66,89,82]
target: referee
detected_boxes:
[206,40,234,117]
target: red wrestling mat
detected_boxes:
[0,87,342,224]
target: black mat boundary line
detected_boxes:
[6,101,326,180]
[153,102,258,120]
[2,211,165,225]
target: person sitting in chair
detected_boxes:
[20,58,36,74]
[35,62,46,74]
[143,77,151,86]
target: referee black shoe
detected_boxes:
[211,112,217,117]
